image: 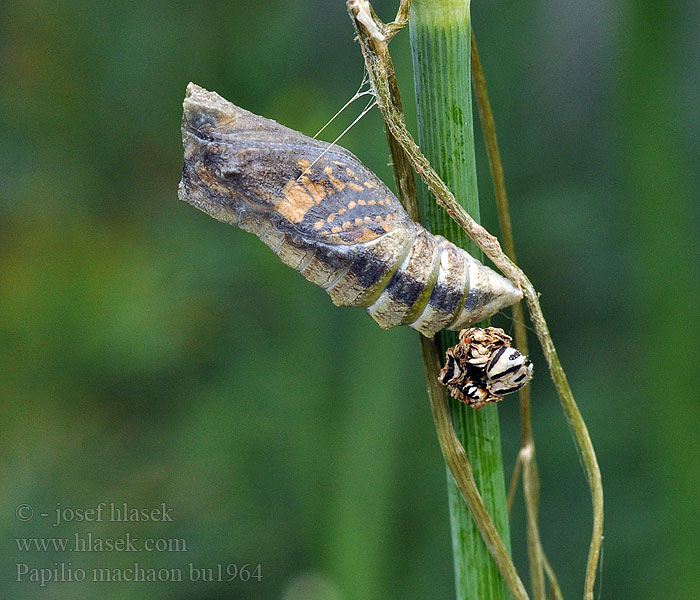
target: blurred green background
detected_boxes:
[1,1,697,598]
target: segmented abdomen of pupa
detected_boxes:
[178,83,522,337]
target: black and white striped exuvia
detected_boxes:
[438,327,533,408]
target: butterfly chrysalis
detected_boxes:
[179,84,522,337]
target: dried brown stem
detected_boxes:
[506,451,523,514]
[471,31,563,600]
[347,3,603,599]
[348,2,529,599]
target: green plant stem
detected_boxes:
[419,335,528,600]
[408,3,512,599]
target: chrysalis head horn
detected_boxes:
[182,82,238,135]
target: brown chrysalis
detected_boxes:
[178,84,521,337]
